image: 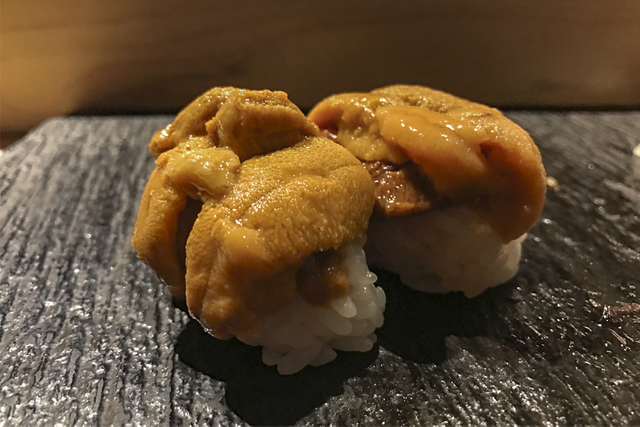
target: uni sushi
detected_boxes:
[133,88,385,374]
[308,85,547,297]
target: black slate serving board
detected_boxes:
[1,113,639,425]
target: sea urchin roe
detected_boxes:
[149,87,320,160]
[308,84,547,242]
[312,98,409,165]
[296,248,351,307]
[185,137,374,339]
[132,146,241,296]
[133,87,375,341]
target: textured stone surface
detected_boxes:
[1,113,639,425]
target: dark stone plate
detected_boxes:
[1,113,639,425]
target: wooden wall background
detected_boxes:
[2,0,640,133]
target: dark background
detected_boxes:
[2,0,640,135]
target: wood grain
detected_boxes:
[0,113,639,425]
[2,0,640,132]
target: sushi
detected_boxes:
[308,85,547,297]
[132,88,385,374]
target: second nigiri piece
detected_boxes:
[309,85,547,297]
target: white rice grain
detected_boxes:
[237,240,386,375]
[366,206,525,298]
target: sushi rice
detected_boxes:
[236,239,386,375]
[366,206,525,298]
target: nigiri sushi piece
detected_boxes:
[133,88,384,374]
[308,85,547,297]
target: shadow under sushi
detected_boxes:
[173,270,513,424]
[175,318,378,425]
[373,268,515,364]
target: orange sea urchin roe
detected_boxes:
[308,84,547,242]
[184,137,374,339]
[133,88,374,340]
[149,87,320,161]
